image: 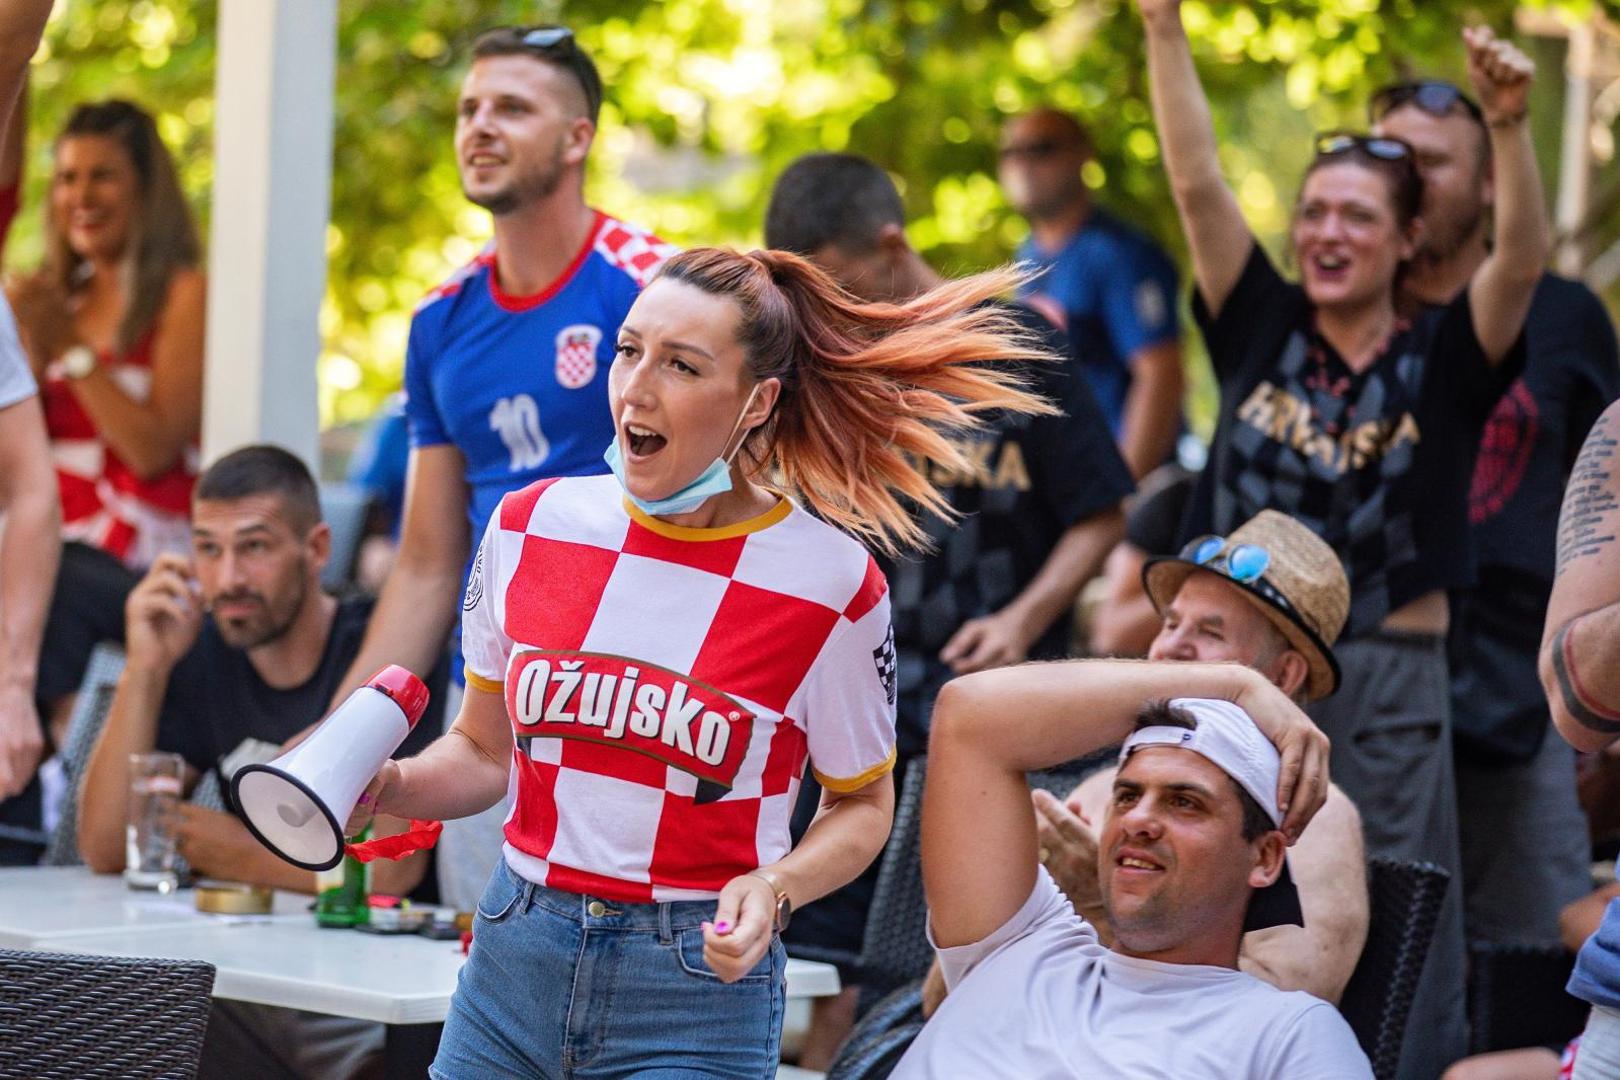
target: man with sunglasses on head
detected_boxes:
[329,25,675,910]
[1372,75,1620,958]
[921,510,1370,1020]
[997,108,1185,482]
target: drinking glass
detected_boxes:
[125,751,185,892]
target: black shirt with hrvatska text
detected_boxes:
[1183,246,1524,638]
[881,302,1134,756]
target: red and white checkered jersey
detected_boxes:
[462,473,898,903]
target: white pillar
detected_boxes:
[1554,20,1596,277]
[201,0,336,470]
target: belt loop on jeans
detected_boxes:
[658,901,673,945]
[518,877,536,914]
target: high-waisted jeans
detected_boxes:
[431,860,785,1079]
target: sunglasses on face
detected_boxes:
[1370,81,1485,126]
[997,138,1073,163]
[1313,131,1414,163]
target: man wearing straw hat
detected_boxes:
[926,509,1369,1013]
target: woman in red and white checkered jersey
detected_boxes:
[351,246,1058,1077]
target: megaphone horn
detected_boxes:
[231,665,430,871]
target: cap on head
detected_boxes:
[1119,697,1304,931]
[1142,510,1348,701]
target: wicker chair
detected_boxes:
[826,980,925,1080]
[0,948,215,1079]
[42,643,127,867]
[1338,857,1452,1080]
[1467,940,1587,1056]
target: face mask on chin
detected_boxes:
[604,383,762,518]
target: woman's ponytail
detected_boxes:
[656,248,1059,556]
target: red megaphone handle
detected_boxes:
[345,819,443,863]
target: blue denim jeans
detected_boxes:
[431,861,786,1079]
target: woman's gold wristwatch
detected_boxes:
[748,868,792,932]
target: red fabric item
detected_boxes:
[345,819,442,863]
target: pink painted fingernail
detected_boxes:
[715,920,731,934]
[358,793,372,806]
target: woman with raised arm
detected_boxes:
[349,246,1054,1077]
[1138,3,1548,1075]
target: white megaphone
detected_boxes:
[231,665,430,871]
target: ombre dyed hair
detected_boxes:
[654,247,1059,556]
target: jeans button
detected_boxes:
[587,900,606,917]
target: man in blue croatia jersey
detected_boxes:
[332,25,673,908]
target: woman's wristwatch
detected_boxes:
[747,868,793,932]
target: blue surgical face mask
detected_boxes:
[604,384,762,518]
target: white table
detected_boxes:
[0,865,307,948]
[3,866,840,1076]
[32,916,839,1023]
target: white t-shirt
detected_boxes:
[893,870,1373,1080]
[0,296,38,410]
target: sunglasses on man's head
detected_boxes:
[1313,131,1414,163]
[1370,81,1485,126]
[1179,535,1301,617]
[515,25,600,119]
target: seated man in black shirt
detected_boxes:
[764,152,1134,1067]
[78,444,439,896]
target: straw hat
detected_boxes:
[1142,510,1349,701]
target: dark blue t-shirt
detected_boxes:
[1016,208,1180,434]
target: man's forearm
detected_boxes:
[78,665,170,871]
[1119,344,1184,481]
[1002,509,1124,650]
[330,559,462,709]
[1545,604,1620,752]
[944,658,1258,773]
[0,458,59,695]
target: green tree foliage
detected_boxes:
[11,0,1615,427]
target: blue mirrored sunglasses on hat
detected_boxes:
[1181,535,1272,585]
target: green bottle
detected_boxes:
[314,826,370,928]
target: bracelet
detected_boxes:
[1487,109,1528,130]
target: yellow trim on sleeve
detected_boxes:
[623,495,791,541]
[463,667,504,695]
[813,746,898,793]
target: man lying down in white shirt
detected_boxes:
[892,663,1372,1080]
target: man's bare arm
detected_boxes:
[0,0,50,144]
[1542,403,1620,752]
[0,394,58,797]
[1238,786,1367,1003]
[328,445,471,709]
[1119,341,1184,481]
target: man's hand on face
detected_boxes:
[1032,787,1103,915]
[171,803,260,881]
[940,610,1034,675]
[1463,25,1534,124]
[0,684,43,799]
[125,554,204,676]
